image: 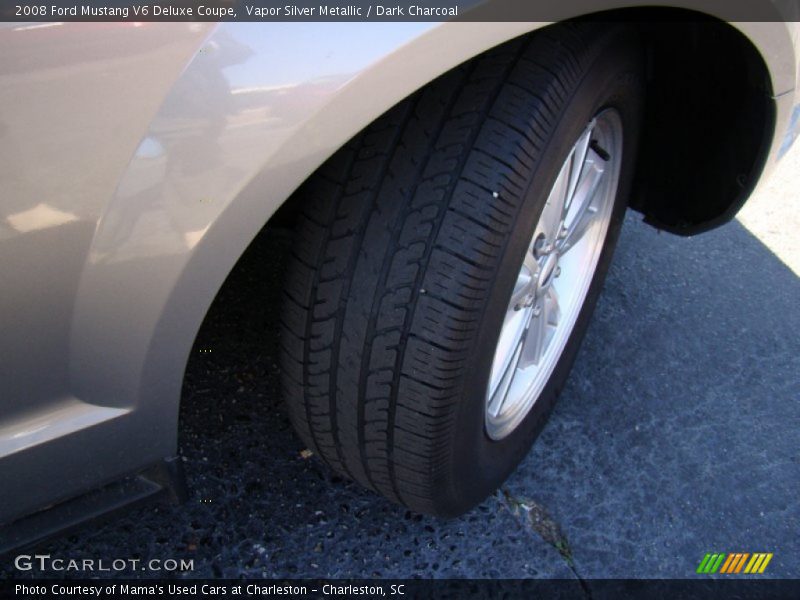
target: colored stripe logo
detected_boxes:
[697,553,773,574]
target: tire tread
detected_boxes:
[280,24,604,513]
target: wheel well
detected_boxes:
[271,10,776,236]
[179,12,777,466]
[625,10,776,234]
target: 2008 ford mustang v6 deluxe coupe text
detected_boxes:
[1,4,799,550]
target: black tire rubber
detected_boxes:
[281,22,643,516]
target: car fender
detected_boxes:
[61,14,795,513]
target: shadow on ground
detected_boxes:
[4,212,798,581]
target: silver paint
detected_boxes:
[0,15,797,523]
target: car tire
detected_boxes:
[280,22,643,516]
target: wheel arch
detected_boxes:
[69,12,794,461]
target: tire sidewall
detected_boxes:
[444,29,644,515]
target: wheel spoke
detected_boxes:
[487,336,524,418]
[521,248,538,280]
[538,157,570,242]
[559,147,606,253]
[520,306,546,369]
[565,120,595,207]
[545,284,561,329]
[509,267,533,309]
[489,300,532,403]
[519,285,560,370]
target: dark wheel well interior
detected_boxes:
[624,10,775,234]
[272,10,776,236]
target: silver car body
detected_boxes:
[1,10,799,528]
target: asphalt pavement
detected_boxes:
[3,144,798,583]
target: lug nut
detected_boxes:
[533,234,548,258]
